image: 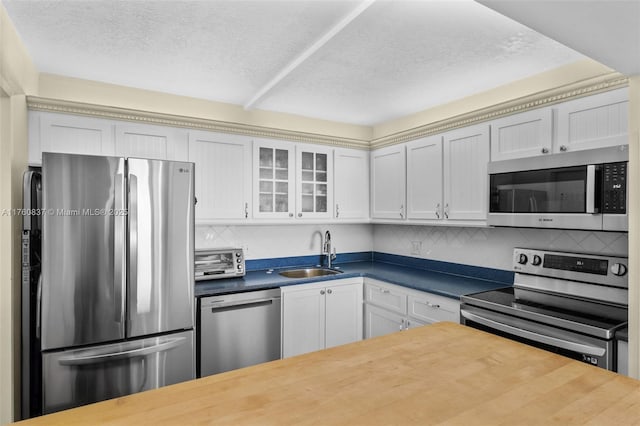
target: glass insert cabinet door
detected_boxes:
[257,146,292,216]
[300,152,327,213]
[296,147,333,218]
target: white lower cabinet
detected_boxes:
[364,278,459,339]
[281,278,363,358]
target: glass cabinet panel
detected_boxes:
[259,147,290,213]
[300,151,328,213]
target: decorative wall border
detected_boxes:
[370,73,629,149]
[27,72,628,151]
[25,97,371,150]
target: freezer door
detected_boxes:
[41,153,127,351]
[42,329,195,414]
[127,158,195,337]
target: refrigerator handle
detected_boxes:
[36,273,42,339]
[57,337,186,366]
[114,170,126,324]
[129,173,138,306]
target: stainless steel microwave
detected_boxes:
[487,145,628,231]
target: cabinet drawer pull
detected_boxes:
[426,302,440,309]
[380,289,391,294]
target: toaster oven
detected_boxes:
[195,248,245,280]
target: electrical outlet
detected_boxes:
[411,241,422,255]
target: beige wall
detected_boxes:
[37,73,372,144]
[0,4,36,423]
[371,59,617,140]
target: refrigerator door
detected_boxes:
[127,158,194,337]
[42,329,195,414]
[41,153,127,351]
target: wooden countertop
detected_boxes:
[17,322,640,425]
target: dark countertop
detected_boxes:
[195,260,511,300]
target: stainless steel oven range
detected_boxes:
[461,248,628,371]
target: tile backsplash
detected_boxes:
[373,225,628,271]
[196,223,627,272]
[195,224,374,260]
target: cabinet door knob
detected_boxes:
[435,203,441,219]
[559,145,568,152]
[399,319,405,331]
[541,147,549,154]
[320,290,325,295]
[298,213,302,218]
[289,212,293,217]
[400,204,404,218]
[244,202,249,219]
[444,203,449,219]
[327,289,332,294]
[335,204,340,218]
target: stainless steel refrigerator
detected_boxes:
[22,152,196,417]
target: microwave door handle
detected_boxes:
[586,165,596,214]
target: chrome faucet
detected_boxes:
[323,230,336,268]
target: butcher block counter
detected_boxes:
[17,323,640,425]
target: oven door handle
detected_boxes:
[460,309,606,357]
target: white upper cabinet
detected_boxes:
[489,88,629,162]
[490,108,553,161]
[443,124,490,221]
[115,123,188,161]
[295,144,333,220]
[556,88,629,152]
[371,144,406,220]
[253,139,296,219]
[30,112,115,164]
[333,148,369,220]
[188,131,252,222]
[406,135,443,220]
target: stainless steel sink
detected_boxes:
[278,268,342,279]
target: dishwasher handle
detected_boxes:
[205,297,277,311]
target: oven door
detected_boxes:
[460,306,614,370]
[488,164,603,230]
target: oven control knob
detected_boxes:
[610,263,627,277]
[531,255,542,266]
[517,253,528,265]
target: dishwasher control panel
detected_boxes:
[195,248,245,280]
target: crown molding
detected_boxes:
[27,72,627,151]
[370,73,629,149]
[26,96,370,150]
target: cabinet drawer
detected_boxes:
[364,281,407,314]
[407,293,459,324]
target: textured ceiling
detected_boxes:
[2,0,587,126]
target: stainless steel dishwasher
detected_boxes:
[198,288,281,377]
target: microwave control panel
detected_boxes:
[602,162,626,214]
